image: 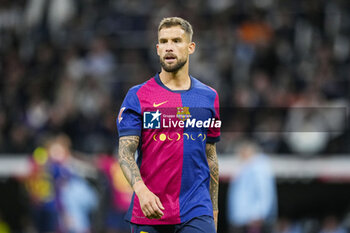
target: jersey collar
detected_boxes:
[154,73,194,93]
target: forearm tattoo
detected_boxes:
[206,142,219,211]
[118,136,142,187]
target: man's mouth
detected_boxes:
[164,54,177,63]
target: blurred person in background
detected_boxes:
[59,172,97,233]
[227,141,277,233]
[96,154,133,233]
[24,146,59,233]
[46,134,97,233]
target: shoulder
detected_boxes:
[191,76,219,97]
[126,77,155,96]
[122,78,154,108]
[127,81,147,95]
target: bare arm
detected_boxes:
[118,136,142,186]
[206,142,219,231]
[118,136,164,219]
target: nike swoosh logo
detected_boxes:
[153,101,168,107]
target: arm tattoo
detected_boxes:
[118,136,142,187]
[206,142,219,211]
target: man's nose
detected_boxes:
[165,43,174,52]
[165,47,173,52]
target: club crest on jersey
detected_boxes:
[143,110,161,129]
[176,107,191,121]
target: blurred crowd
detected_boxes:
[0,134,132,233]
[0,0,349,155]
[1,0,350,231]
[1,135,349,233]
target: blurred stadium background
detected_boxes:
[0,0,350,232]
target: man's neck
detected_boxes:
[159,68,191,91]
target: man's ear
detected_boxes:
[188,42,196,55]
[156,43,160,56]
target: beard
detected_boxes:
[160,57,187,73]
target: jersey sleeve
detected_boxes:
[207,91,220,143]
[116,87,142,137]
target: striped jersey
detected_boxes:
[117,73,220,225]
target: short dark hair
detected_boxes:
[158,17,193,41]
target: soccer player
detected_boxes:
[117,17,220,233]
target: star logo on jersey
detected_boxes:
[153,100,168,107]
[143,110,161,129]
